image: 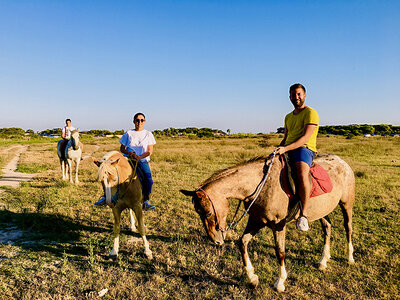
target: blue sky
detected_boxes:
[0,0,399,133]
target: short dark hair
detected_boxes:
[65,118,71,123]
[289,83,306,94]
[133,113,145,121]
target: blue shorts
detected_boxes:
[287,147,315,167]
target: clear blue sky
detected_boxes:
[1,0,399,133]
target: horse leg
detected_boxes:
[239,218,265,288]
[74,158,80,184]
[67,159,73,183]
[133,205,152,259]
[60,159,66,180]
[109,207,122,258]
[129,209,137,232]
[340,203,355,264]
[272,227,287,292]
[317,216,332,270]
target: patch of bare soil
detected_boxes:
[0,145,38,190]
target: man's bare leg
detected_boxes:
[296,161,311,231]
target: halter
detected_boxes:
[196,187,221,230]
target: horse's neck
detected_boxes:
[205,162,266,201]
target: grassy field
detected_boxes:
[0,135,399,299]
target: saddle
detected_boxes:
[279,153,333,222]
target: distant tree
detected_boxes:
[114,129,125,135]
[276,127,285,134]
[0,127,25,136]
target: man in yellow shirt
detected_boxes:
[276,83,319,231]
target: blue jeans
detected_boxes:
[287,147,315,167]
[137,161,153,198]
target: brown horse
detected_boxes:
[93,151,152,260]
[181,154,355,292]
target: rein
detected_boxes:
[199,150,278,233]
[224,150,277,232]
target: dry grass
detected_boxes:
[0,135,399,299]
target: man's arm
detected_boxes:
[61,127,66,139]
[276,124,317,155]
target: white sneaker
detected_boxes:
[298,216,309,231]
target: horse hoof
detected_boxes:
[348,258,355,265]
[144,250,153,260]
[274,280,285,292]
[130,226,138,233]
[249,274,259,288]
[108,254,118,260]
[318,262,328,271]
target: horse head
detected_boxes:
[93,158,120,208]
[180,189,226,245]
[70,129,80,150]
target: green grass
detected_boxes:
[0,136,399,299]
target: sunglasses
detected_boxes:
[135,119,145,123]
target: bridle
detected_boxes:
[195,150,278,233]
[195,187,222,231]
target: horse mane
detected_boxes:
[97,151,120,180]
[71,129,79,134]
[201,156,267,187]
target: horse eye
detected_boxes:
[206,212,212,218]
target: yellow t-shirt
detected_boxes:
[284,106,319,152]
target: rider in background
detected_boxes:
[60,119,75,158]
[275,83,319,232]
[119,113,156,211]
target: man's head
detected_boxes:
[289,83,307,109]
[65,119,72,126]
[133,113,146,130]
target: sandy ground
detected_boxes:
[0,145,38,190]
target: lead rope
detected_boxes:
[224,150,278,232]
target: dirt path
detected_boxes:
[0,145,38,189]
[0,144,101,192]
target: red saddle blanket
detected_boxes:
[280,157,333,199]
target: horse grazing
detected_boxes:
[181,154,355,292]
[57,129,82,183]
[93,151,152,260]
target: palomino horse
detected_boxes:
[93,151,152,260]
[57,130,82,183]
[181,154,355,292]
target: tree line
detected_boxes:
[277,124,400,137]
[0,124,399,138]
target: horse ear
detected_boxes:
[180,189,196,197]
[110,158,120,166]
[92,158,101,167]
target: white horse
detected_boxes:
[57,129,82,183]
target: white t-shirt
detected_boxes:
[62,126,75,139]
[119,129,156,162]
